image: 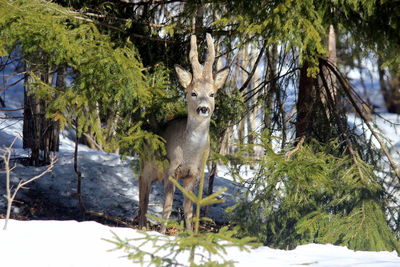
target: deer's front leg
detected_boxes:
[161,176,176,234]
[183,177,196,232]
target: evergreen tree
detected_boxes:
[226,133,400,252]
[0,0,174,159]
[209,0,400,252]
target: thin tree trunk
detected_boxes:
[237,46,249,148]
[74,119,85,212]
[219,126,230,155]
[247,45,260,158]
[318,25,338,120]
[263,45,278,133]
[23,63,35,152]
[105,101,121,153]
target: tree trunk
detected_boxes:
[325,25,337,105]
[23,64,60,166]
[247,45,260,157]
[237,45,249,149]
[296,61,317,139]
[296,26,337,140]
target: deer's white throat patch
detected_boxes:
[187,129,208,146]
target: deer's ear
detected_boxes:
[175,64,192,89]
[213,67,229,91]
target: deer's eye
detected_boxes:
[191,92,197,97]
[209,93,215,98]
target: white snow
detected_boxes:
[0,219,135,267]
[1,219,400,267]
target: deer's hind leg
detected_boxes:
[138,163,162,229]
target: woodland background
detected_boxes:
[1,0,400,260]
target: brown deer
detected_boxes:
[138,33,229,233]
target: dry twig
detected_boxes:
[285,136,305,160]
[2,138,57,230]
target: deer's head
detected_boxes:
[175,34,229,119]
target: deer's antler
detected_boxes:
[203,33,215,80]
[189,35,202,80]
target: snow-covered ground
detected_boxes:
[0,128,239,223]
[1,219,400,267]
[1,59,400,266]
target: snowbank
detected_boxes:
[1,219,399,267]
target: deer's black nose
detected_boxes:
[200,107,208,113]
[197,106,210,115]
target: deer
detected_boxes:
[138,33,229,233]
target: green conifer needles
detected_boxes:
[0,0,164,152]
[228,134,400,253]
[107,150,259,266]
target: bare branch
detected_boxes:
[285,136,305,160]
[0,75,26,92]
[243,67,300,102]
[0,107,25,112]
[239,43,266,92]
[12,155,57,199]
[0,116,24,119]
[2,139,57,230]
[322,58,400,179]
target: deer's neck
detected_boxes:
[184,115,210,147]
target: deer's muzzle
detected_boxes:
[197,106,210,116]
